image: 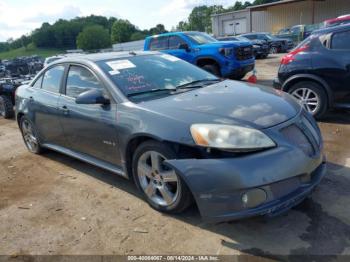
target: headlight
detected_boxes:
[253,45,260,48]
[190,124,276,151]
[219,47,234,57]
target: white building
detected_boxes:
[212,0,350,37]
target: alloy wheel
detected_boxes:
[291,87,320,114]
[137,151,179,207]
[270,47,278,54]
[21,119,39,152]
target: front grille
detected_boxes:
[235,45,254,61]
[280,124,315,156]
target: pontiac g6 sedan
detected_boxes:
[15,52,326,222]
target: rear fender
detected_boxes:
[282,74,333,107]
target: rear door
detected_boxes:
[30,65,66,146]
[329,29,350,103]
[58,64,121,166]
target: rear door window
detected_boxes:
[149,36,168,51]
[42,65,65,93]
[331,30,350,50]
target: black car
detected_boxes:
[273,24,350,118]
[242,32,294,54]
[218,36,269,59]
[0,76,32,118]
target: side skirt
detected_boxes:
[42,143,127,178]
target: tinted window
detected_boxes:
[66,66,103,98]
[149,37,168,50]
[42,65,65,93]
[97,55,216,101]
[291,26,301,34]
[32,75,43,89]
[168,36,186,49]
[244,35,256,40]
[332,31,350,50]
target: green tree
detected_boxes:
[76,25,110,50]
[111,19,136,43]
[149,24,167,35]
[130,31,147,41]
[177,5,225,33]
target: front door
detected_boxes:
[164,35,194,63]
[58,65,121,166]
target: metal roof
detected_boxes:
[247,0,325,11]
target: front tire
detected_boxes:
[132,141,192,214]
[288,81,328,119]
[20,117,43,154]
[201,64,220,77]
[0,95,14,119]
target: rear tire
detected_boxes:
[288,81,328,119]
[201,64,220,77]
[132,141,192,214]
[0,95,14,119]
[19,116,43,154]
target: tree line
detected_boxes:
[0,15,168,52]
[0,0,280,52]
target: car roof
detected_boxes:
[242,32,269,35]
[146,31,206,39]
[313,23,350,34]
[50,51,160,64]
[325,15,350,24]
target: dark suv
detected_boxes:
[241,32,293,54]
[273,24,350,118]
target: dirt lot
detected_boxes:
[1,54,350,259]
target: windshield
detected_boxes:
[237,36,251,42]
[97,54,216,101]
[184,32,218,45]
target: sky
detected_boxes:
[0,0,239,42]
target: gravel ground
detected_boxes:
[0,54,350,259]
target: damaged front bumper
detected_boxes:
[164,110,326,222]
[165,144,326,223]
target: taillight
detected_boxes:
[281,44,309,65]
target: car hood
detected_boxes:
[139,80,300,129]
[200,41,251,49]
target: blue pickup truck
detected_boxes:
[144,31,255,80]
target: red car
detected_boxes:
[324,15,350,27]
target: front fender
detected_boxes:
[165,146,324,221]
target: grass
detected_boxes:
[0,47,64,60]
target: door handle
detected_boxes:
[61,105,69,115]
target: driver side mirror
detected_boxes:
[178,43,190,52]
[76,89,110,105]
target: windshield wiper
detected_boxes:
[176,79,221,89]
[127,88,176,98]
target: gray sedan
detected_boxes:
[15,51,326,222]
